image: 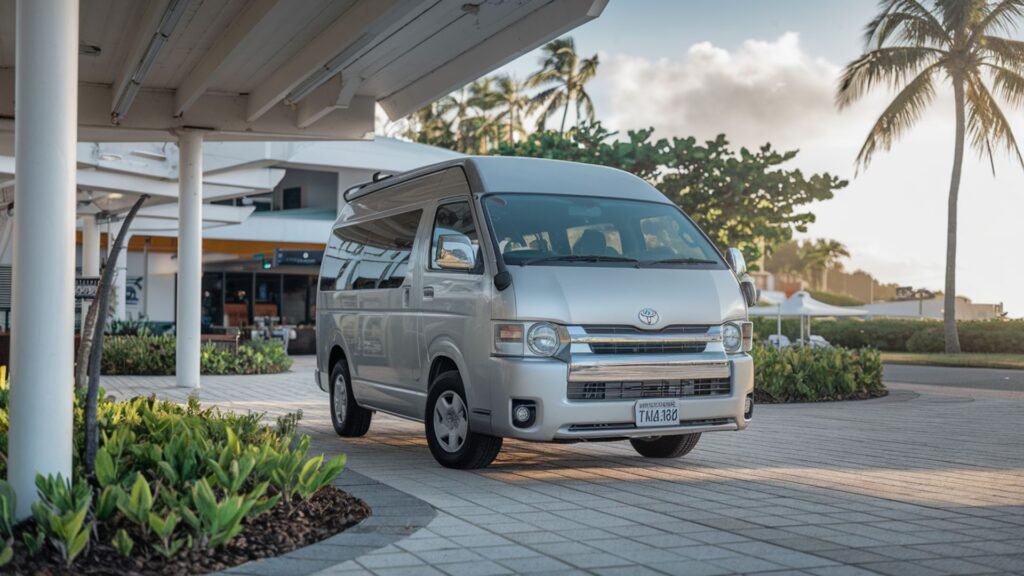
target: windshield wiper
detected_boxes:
[638,257,719,267]
[519,255,640,266]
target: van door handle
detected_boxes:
[423,286,434,299]
[402,286,410,307]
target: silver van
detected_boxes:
[316,157,757,469]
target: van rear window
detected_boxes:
[320,210,422,291]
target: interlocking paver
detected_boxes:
[105,358,1024,576]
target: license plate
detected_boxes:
[635,399,679,427]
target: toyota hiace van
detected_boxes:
[316,157,757,469]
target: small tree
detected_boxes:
[78,194,148,475]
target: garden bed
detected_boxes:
[101,335,292,375]
[0,387,364,574]
[7,487,369,575]
[752,345,887,403]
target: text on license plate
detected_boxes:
[635,399,679,427]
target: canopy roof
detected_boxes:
[0,0,606,143]
[748,290,869,318]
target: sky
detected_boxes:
[489,0,1024,317]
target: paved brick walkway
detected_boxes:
[104,358,1024,576]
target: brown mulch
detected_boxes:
[5,486,370,575]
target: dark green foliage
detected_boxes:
[753,345,884,403]
[493,123,847,264]
[0,388,345,568]
[752,317,1024,353]
[101,335,292,375]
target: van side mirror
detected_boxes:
[725,247,747,276]
[436,234,476,270]
[740,276,759,308]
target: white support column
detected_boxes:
[176,131,203,389]
[81,215,100,277]
[10,0,78,518]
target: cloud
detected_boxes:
[596,33,1024,316]
[600,33,857,149]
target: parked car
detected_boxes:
[316,157,757,469]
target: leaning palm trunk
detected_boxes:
[75,287,101,391]
[944,79,966,353]
[83,194,148,475]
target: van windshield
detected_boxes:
[482,194,725,268]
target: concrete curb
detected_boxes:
[220,469,436,576]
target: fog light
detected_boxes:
[511,400,536,428]
[744,394,754,420]
[514,405,531,423]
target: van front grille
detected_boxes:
[568,378,731,401]
[589,342,707,354]
[581,325,711,335]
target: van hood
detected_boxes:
[508,266,747,327]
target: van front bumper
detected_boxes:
[484,353,754,441]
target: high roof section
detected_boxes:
[0,0,607,142]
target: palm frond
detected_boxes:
[577,55,600,85]
[935,0,983,38]
[854,63,940,168]
[979,35,1024,73]
[836,46,945,107]
[973,0,1024,37]
[576,92,596,122]
[866,0,949,46]
[986,63,1024,107]
[964,71,1024,171]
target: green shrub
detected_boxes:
[101,335,293,375]
[753,345,884,403]
[0,389,347,569]
[751,317,1024,353]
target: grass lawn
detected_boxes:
[882,352,1024,370]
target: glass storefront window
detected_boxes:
[254,274,281,321]
[224,273,252,327]
[283,275,314,325]
[202,273,224,329]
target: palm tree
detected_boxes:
[809,239,850,292]
[527,37,599,133]
[837,0,1024,353]
[467,78,502,153]
[492,74,530,144]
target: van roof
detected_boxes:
[345,156,670,204]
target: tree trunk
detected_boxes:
[944,78,965,353]
[559,94,570,135]
[84,194,148,476]
[75,287,101,391]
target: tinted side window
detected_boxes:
[334,210,422,290]
[430,202,481,273]
[318,237,350,291]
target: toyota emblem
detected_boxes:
[638,308,659,326]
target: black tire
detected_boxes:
[629,433,701,458]
[425,371,502,469]
[329,360,372,437]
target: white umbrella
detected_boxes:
[749,291,868,346]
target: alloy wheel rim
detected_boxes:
[433,391,468,453]
[333,374,348,424]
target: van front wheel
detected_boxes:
[330,361,372,437]
[629,433,701,458]
[425,371,502,469]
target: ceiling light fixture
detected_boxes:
[111,0,189,124]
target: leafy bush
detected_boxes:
[101,335,292,375]
[753,345,884,403]
[0,383,348,570]
[751,317,1024,353]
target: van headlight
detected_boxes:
[527,323,560,356]
[494,322,568,360]
[722,322,742,353]
[722,321,754,353]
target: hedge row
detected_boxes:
[752,345,885,403]
[751,317,1024,353]
[101,335,292,375]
